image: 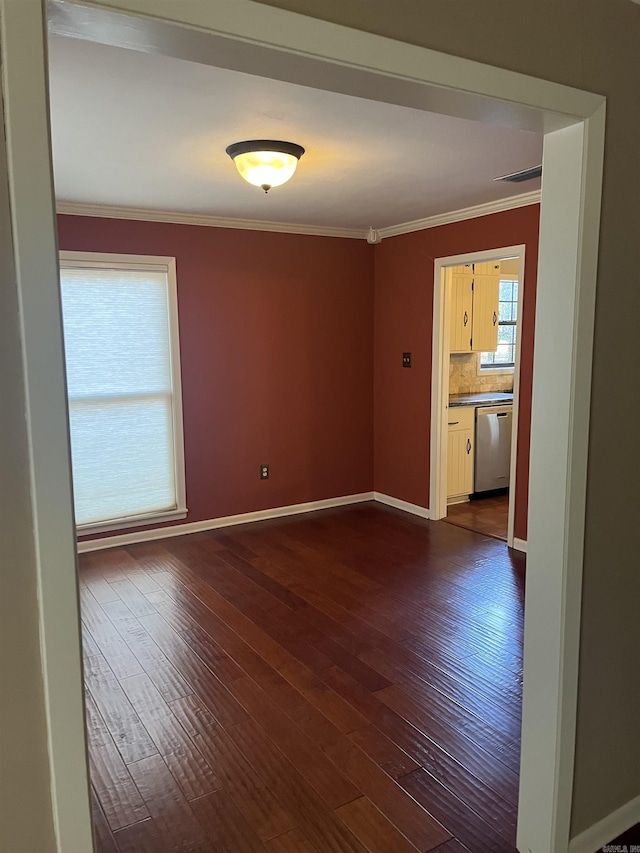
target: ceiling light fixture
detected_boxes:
[225,140,305,193]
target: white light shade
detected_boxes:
[234,150,299,189]
[226,140,305,192]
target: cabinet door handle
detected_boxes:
[493,311,498,326]
[448,421,459,426]
[466,438,471,454]
[463,311,469,327]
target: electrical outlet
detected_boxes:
[402,352,412,368]
[260,464,269,480]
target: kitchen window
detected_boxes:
[59,252,186,533]
[480,277,518,370]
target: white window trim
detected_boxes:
[59,250,187,534]
[475,355,515,377]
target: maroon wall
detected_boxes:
[373,205,540,541]
[59,206,538,544]
[58,216,374,539]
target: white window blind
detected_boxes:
[59,254,186,531]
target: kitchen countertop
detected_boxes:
[449,391,514,408]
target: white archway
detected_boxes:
[1,1,605,850]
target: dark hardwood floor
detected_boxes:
[444,494,510,542]
[79,502,525,852]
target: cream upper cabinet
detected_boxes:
[471,261,501,352]
[448,261,500,353]
[448,264,473,353]
[447,405,474,500]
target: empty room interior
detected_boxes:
[50,32,537,851]
[33,5,628,852]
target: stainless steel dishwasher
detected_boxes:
[474,404,513,493]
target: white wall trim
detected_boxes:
[56,192,541,243]
[77,492,440,552]
[506,251,526,549]
[568,796,640,853]
[56,201,365,240]
[513,537,528,553]
[518,111,606,853]
[377,191,541,239]
[76,509,188,537]
[1,1,94,849]
[373,492,431,519]
[77,492,375,552]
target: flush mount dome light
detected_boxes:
[225,140,305,193]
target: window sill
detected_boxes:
[477,365,515,377]
[77,508,188,537]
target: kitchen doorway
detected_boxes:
[430,246,526,550]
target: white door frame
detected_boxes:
[430,245,526,550]
[1,1,605,851]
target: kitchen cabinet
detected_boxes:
[449,261,501,353]
[447,405,474,501]
[449,264,474,352]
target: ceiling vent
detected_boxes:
[494,165,542,183]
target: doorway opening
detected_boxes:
[431,247,526,548]
[2,2,605,851]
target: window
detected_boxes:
[59,252,186,533]
[480,277,518,369]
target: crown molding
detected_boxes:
[56,190,541,241]
[55,201,366,240]
[377,190,541,239]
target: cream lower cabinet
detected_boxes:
[447,406,475,501]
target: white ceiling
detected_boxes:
[48,35,543,232]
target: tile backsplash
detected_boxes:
[449,353,514,394]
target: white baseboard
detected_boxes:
[373,492,431,519]
[76,489,530,555]
[568,795,640,853]
[77,492,375,553]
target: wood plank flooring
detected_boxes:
[444,494,509,542]
[79,502,525,853]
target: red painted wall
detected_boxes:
[59,206,538,543]
[57,216,374,538]
[373,205,540,541]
